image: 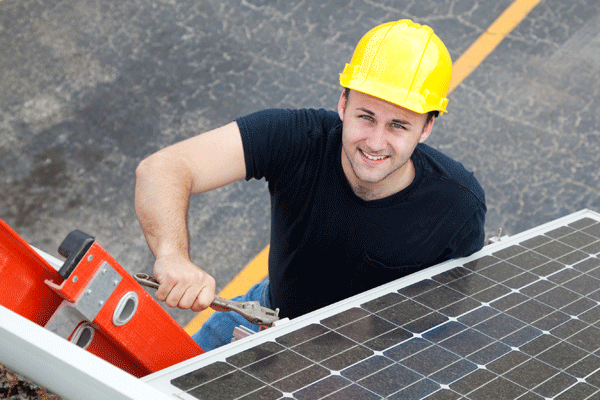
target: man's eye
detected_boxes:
[392,123,406,130]
[360,115,374,122]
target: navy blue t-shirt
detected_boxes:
[236,108,486,319]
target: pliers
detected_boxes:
[133,273,280,327]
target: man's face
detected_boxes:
[338,89,433,199]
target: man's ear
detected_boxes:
[337,90,348,121]
[419,117,434,143]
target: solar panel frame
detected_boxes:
[143,209,600,400]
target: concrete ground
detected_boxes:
[1,0,599,328]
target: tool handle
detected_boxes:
[211,297,280,326]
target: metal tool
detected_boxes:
[133,273,280,327]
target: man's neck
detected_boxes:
[346,159,416,201]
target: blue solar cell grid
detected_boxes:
[159,213,600,400]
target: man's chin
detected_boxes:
[353,170,389,186]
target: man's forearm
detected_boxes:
[135,151,193,260]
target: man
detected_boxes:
[135,19,486,351]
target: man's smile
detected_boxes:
[359,149,389,164]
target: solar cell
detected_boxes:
[143,210,600,400]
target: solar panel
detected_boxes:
[143,210,600,400]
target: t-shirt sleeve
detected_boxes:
[235,108,334,185]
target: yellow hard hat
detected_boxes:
[339,19,452,115]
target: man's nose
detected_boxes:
[364,126,386,152]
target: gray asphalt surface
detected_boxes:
[1,0,599,328]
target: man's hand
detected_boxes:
[153,253,216,312]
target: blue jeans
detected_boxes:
[192,279,272,352]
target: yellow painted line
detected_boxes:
[449,0,543,93]
[184,245,270,334]
[184,0,541,334]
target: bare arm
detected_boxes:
[135,121,246,312]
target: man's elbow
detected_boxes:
[136,151,176,182]
[135,151,195,198]
[135,154,158,183]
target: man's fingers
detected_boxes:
[152,256,216,310]
[190,298,203,313]
[165,283,186,308]
[168,283,215,311]
[179,286,202,310]
[196,288,215,310]
[190,291,215,312]
[154,280,174,302]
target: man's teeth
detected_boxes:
[362,150,386,161]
